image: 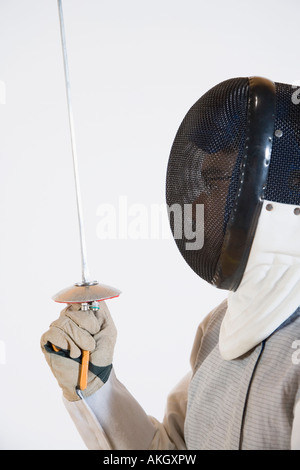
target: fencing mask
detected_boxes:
[166,76,300,291]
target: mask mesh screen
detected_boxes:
[166,78,249,283]
[265,82,300,205]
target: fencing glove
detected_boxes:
[40,301,117,401]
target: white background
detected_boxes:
[0,0,299,450]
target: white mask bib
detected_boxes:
[219,200,300,360]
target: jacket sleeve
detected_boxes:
[63,310,213,450]
[63,368,191,450]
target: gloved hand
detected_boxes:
[40,301,117,401]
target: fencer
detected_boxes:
[41,76,300,450]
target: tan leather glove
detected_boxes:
[41,301,117,401]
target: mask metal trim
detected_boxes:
[212,76,276,291]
